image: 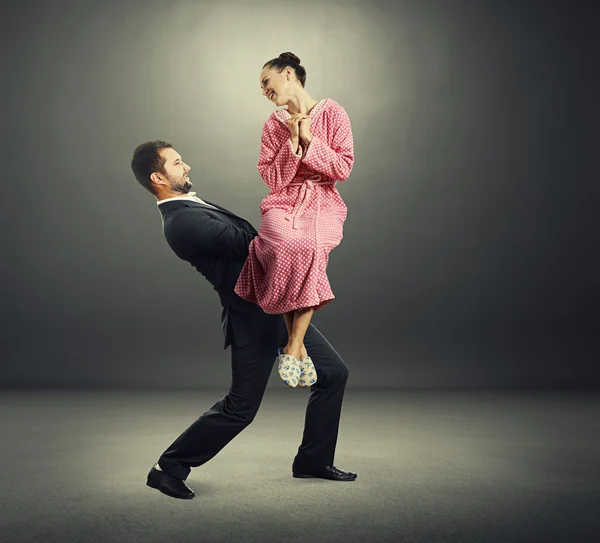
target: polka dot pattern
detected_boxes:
[234,99,355,314]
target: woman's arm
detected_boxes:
[257,119,303,192]
[300,105,354,181]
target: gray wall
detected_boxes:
[2,0,597,388]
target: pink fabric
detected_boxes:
[234,98,354,314]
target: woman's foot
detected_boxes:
[277,347,301,387]
[300,344,308,360]
[283,343,303,361]
[297,345,317,387]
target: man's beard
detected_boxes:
[170,175,192,194]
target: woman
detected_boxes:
[234,52,354,388]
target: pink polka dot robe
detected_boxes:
[234,98,354,314]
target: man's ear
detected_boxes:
[150,172,162,185]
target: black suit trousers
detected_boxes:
[158,319,349,480]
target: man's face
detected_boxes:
[157,147,192,194]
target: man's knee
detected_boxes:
[322,360,349,386]
[222,393,261,425]
[337,363,349,384]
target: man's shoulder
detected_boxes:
[159,203,203,241]
[160,201,255,235]
[160,202,194,221]
[159,200,221,220]
[157,199,201,213]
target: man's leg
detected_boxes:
[157,321,285,481]
[293,322,350,469]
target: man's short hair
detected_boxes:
[130,141,173,195]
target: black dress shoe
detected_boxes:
[146,464,195,499]
[293,464,357,481]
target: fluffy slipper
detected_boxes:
[277,348,301,388]
[298,355,318,387]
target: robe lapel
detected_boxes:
[273,98,329,127]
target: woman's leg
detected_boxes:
[283,311,309,359]
[283,312,294,339]
[283,307,315,359]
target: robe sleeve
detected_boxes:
[169,210,256,260]
[257,119,303,192]
[301,105,354,181]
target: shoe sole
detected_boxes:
[292,473,357,481]
[146,478,195,499]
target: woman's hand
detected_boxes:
[288,113,303,140]
[298,115,312,144]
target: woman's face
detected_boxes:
[259,66,293,105]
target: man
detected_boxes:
[129,140,356,499]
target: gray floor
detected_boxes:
[1,388,599,543]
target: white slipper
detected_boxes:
[277,348,301,388]
[298,355,318,387]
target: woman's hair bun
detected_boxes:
[279,52,301,64]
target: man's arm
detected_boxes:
[168,210,256,260]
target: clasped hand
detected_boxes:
[288,113,312,144]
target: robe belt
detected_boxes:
[286,175,336,229]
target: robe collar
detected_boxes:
[272,98,329,127]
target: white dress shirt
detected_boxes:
[156,191,218,209]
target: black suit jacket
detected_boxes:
[158,198,280,349]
